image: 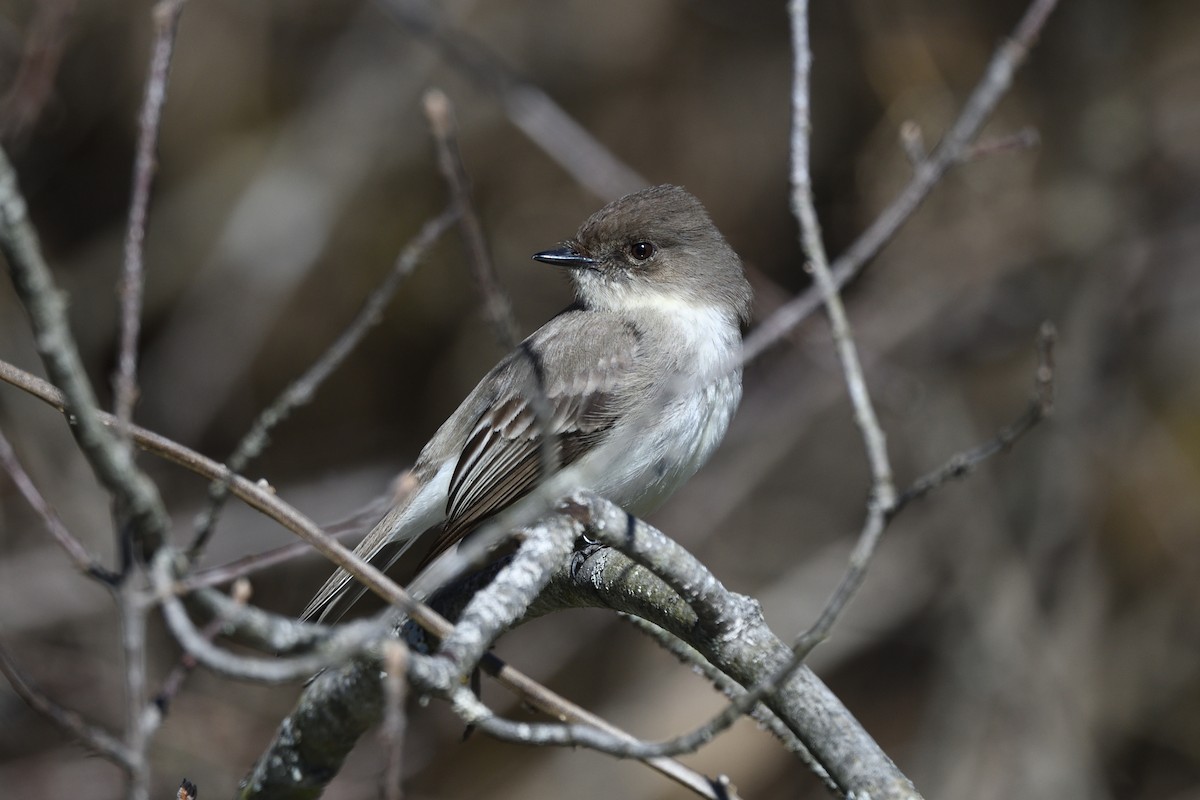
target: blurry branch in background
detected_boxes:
[1,18,188,782]
[893,322,1057,514]
[0,427,118,582]
[376,0,645,201]
[744,0,1062,363]
[0,0,77,145]
[423,88,519,347]
[151,577,251,714]
[0,640,135,771]
[187,208,457,562]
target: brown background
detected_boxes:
[1,0,1198,798]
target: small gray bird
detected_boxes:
[302,184,751,621]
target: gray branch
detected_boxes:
[242,500,918,799]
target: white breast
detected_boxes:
[588,300,743,515]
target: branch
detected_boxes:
[743,0,1062,363]
[0,357,433,625]
[151,551,393,684]
[0,638,136,772]
[0,146,170,558]
[114,0,189,433]
[434,516,578,678]
[424,88,519,348]
[380,641,410,800]
[893,321,1057,514]
[0,425,118,583]
[241,516,735,800]
[0,0,77,144]
[483,500,919,799]
[377,0,645,201]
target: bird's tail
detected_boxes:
[300,471,438,622]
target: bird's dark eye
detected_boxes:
[629,241,656,261]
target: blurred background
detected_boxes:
[0,0,1198,797]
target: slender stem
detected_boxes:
[0,638,136,771]
[114,0,188,434]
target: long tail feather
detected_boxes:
[300,505,405,621]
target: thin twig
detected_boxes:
[0,426,118,583]
[423,88,519,348]
[788,0,895,509]
[153,578,252,714]
[187,208,456,561]
[893,321,1057,514]
[0,638,136,772]
[776,0,1061,678]
[787,0,896,678]
[743,0,1062,364]
[0,146,170,558]
[958,126,1041,162]
[114,0,189,435]
[177,527,363,594]
[380,641,410,800]
[619,614,829,775]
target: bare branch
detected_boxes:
[0,638,135,772]
[151,551,390,684]
[788,0,896,508]
[0,426,118,583]
[380,641,410,800]
[0,359,718,795]
[893,321,1057,514]
[114,0,189,433]
[958,126,1041,162]
[0,146,170,559]
[424,88,520,348]
[743,0,1062,363]
[177,527,362,594]
[152,578,251,714]
[377,0,645,200]
[480,504,921,799]
[0,357,433,624]
[119,583,152,800]
[434,516,578,677]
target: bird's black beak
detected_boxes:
[532,244,597,270]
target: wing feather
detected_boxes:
[419,312,642,565]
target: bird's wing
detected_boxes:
[419,311,642,565]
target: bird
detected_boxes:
[302,184,752,621]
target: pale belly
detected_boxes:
[597,371,742,516]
